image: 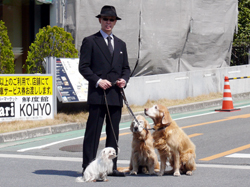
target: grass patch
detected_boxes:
[0,92,222,134]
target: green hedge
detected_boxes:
[24,25,78,73]
[0,20,15,74]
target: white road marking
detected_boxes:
[174,112,216,121]
[1,154,250,170]
[17,128,131,152]
[17,136,84,152]
[0,154,81,162]
[238,104,250,109]
[226,153,250,158]
[17,127,132,152]
[197,164,250,170]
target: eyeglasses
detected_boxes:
[102,18,115,22]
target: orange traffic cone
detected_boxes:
[215,76,240,112]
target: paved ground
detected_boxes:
[1,98,250,186]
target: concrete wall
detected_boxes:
[125,65,250,105]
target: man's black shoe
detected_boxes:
[108,170,126,177]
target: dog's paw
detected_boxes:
[154,169,160,172]
[104,179,109,182]
[149,172,158,176]
[130,171,137,175]
[173,171,181,177]
[186,171,192,176]
[75,177,85,183]
[157,171,164,176]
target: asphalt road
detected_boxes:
[0,101,250,187]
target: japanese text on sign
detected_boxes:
[0,76,53,96]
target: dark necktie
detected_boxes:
[107,36,114,56]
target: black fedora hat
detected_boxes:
[96,5,121,20]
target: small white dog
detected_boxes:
[76,147,117,182]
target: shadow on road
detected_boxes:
[33,170,80,177]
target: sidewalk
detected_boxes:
[1,92,250,143]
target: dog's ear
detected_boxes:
[144,119,150,129]
[130,121,134,132]
[101,149,107,158]
[161,109,171,125]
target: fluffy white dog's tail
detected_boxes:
[75,176,85,183]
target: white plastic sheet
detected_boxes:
[73,0,237,76]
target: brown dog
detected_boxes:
[145,104,196,176]
[129,115,160,175]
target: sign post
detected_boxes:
[54,58,88,103]
[0,75,54,121]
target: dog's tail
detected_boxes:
[181,148,196,171]
[75,176,85,183]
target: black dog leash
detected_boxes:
[103,89,119,150]
[120,88,156,132]
[104,82,155,150]
[120,88,141,126]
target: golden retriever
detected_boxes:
[145,104,196,176]
[129,115,160,175]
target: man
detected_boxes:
[79,5,131,177]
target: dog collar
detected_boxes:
[154,122,171,131]
[143,127,154,131]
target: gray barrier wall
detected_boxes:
[74,0,238,76]
[125,65,250,105]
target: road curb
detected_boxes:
[1,92,250,143]
[0,123,86,143]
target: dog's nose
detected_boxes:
[134,126,138,131]
[144,108,148,112]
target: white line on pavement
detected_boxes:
[1,154,250,170]
[0,153,81,162]
[174,112,216,120]
[17,136,84,152]
[197,164,250,170]
[226,153,250,158]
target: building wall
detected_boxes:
[0,0,50,74]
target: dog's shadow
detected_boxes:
[124,171,159,178]
[127,173,159,178]
[33,170,80,178]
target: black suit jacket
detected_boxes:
[79,31,131,106]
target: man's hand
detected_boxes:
[98,79,112,90]
[116,79,126,88]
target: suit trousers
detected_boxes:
[82,104,122,170]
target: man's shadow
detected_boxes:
[33,170,80,177]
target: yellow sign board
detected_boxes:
[0,76,53,96]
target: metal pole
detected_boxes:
[51,57,57,115]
